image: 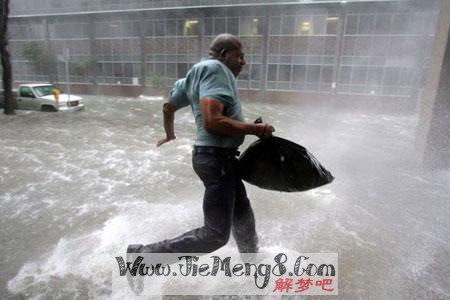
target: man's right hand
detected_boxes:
[255,123,275,138]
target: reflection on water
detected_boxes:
[1,95,449,299]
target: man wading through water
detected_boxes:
[128,33,274,254]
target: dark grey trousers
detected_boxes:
[138,148,258,253]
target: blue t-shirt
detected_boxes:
[169,59,245,148]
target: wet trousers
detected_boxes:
[140,146,258,253]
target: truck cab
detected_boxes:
[1,83,84,112]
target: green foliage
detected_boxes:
[22,41,57,77]
[149,74,165,90]
[72,58,97,77]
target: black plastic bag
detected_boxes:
[239,136,334,192]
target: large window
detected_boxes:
[95,20,140,38]
[267,13,338,92]
[338,11,435,96]
[8,5,438,96]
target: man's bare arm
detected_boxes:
[200,97,274,138]
[157,102,177,147]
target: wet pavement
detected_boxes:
[1,94,449,299]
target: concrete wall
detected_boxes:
[416,0,450,168]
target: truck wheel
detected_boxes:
[41,105,57,112]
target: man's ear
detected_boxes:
[218,48,227,59]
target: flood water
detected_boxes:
[1,95,449,299]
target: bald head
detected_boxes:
[209,33,242,58]
[208,33,246,77]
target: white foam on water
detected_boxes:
[5,194,35,218]
[24,150,47,161]
[305,188,337,206]
[352,204,380,222]
[8,200,200,298]
[176,111,195,124]
[101,128,115,137]
[138,95,164,101]
[176,144,192,154]
[0,192,13,204]
[48,171,72,182]
[110,244,303,298]
[333,221,377,249]
[42,198,58,208]
[143,149,160,159]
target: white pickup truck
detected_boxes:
[0,83,84,112]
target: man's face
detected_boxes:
[222,47,246,77]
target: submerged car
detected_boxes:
[0,83,84,112]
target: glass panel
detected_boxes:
[292,82,304,91]
[279,55,292,64]
[270,17,281,35]
[250,81,260,89]
[306,65,320,83]
[351,66,367,84]
[266,82,277,90]
[165,20,176,36]
[375,14,391,34]
[277,82,290,90]
[312,15,326,35]
[281,16,296,35]
[370,36,388,56]
[326,16,338,35]
[278,65,291,82]
[204,18,213,36]
[123,63,132,78]
[184,19,199,36]
[293,36,308,55]
[268,55,278,63]
[240,17,260,36]
[144,20,153,36]
[254,18,263,35]
[293,55,307,64]
[391,14,409,34]
[293,65,306,83]
[367,67,383,85]
[296,15,312,35]
[177,63,188,78]
[345,15,358,34]
[343,36,356,55]
[339,66,351,84]
[399,68,413,86]
[154,63,164,76]
[214,18,226,35]
[408,13,425,34]
[354,37,371,56]
[307,56,322,64]
[267,64,277,81]
[154,20,164,36]
[383,68,401,86]
[358,15,375,34]
[321,66,333,83]
[173,20,183,36]
[308,36,324,55]
[239,65,250,81]
[323,56,334,65]
[250,65,260,81]
[227,18,239,35]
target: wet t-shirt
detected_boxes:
[168,59,245,149]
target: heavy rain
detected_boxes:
[1,0,449,299]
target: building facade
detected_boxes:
[7,0,439,102]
